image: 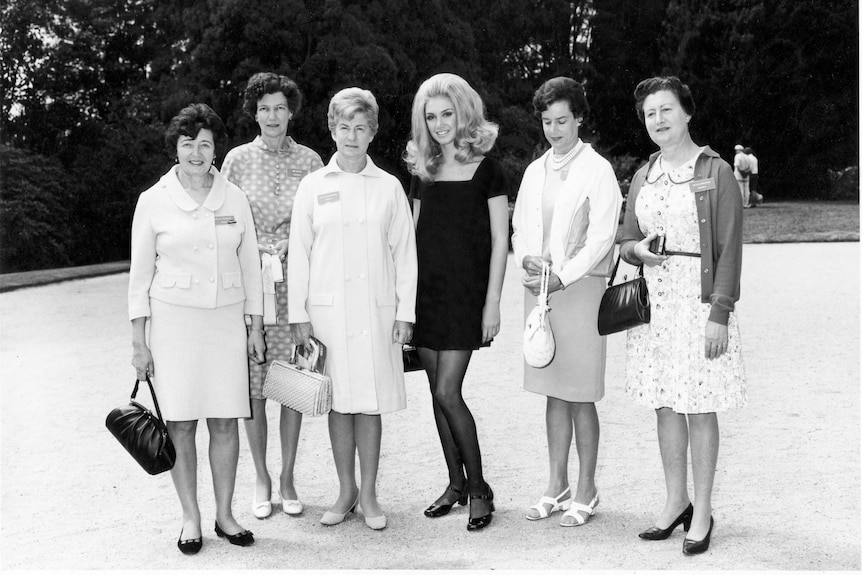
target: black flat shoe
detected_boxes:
[467,484,495,532]
[177,530,202,555]
[424,485,468,518]
[214,521,254,547]
[683,517,714,555]
[639,503,693,540]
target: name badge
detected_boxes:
[290,169,308,178]
[215,215,237,225]
[318,191,340,204]
[689,178,716,193]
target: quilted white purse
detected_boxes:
[263,337,332,416]
[523,262,555,368]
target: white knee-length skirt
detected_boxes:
[148,299,251,421]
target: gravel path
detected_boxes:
[1,243,859,572]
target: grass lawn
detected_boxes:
[742,200,859,243]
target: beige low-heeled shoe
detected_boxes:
[320,495,359,526]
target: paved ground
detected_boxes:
[0,243,859,573]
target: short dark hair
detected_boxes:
[242,72,303,118]
[164,103,226,153]
[532,77,590,120]
[633,76,696,123]
[743,147,753,154]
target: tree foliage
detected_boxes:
[0,0,857,271]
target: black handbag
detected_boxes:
[106,376,176,475]
[402,344,423,372]
[597,254,651,336]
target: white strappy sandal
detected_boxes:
[560,492,599,527]
[525,486,573,521]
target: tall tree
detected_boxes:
[585,0,668,163]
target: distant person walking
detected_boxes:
[744,147,761,206]
[733,144,751,208]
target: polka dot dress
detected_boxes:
[222,136,324,399]
[625,150,747,414]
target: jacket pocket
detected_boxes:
[376,294,397,307]
[158,272,192,289]
[221,272,242,289]
[308,294,334,306]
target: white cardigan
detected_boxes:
[511,143,622,287]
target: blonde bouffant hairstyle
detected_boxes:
[403,73,498,183]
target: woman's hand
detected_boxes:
[273,239,289,262]
[290,322,313,347]
[481,303,501,343]
[632,231,669,267]
[705,320,728,359]
[521,255,546,276]
[131,342,154,380]
[521,269,563,295]
[392,321,413,345]
[247,329,266,364]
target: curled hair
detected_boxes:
[242,72,303,118]
[532,77,589,120]
[403,73,498,182]
[164,103,226,154]
[326,87,379,134]
[633,76,696,124]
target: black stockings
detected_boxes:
[418,348,485,495]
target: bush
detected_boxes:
[0,145,74,272]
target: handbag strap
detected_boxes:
[131,375,167,424]
[607,250,644,288]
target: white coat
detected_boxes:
[287,156,417,414]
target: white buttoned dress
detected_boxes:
[287,156,418,415]
[128,166,263,421]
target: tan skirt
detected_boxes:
[523,275,607,403]
[149,299,251,421]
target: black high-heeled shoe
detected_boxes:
[638,503,693,540]
[177,529,202,555]
[424,485,468,518]
[683,516,714,555]
[214,521,254,547]
[467,484,495,531]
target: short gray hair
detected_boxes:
[327,87,379,134]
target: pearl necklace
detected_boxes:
[550,141,583,171]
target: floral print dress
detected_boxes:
[222,136,323,399]
[625,150,747,414]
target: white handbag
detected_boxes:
[523,262,555,368]
[263,337,332,416]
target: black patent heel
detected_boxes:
[467,484,494,531]
[424,484,468,518]
[638,503,693,540]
